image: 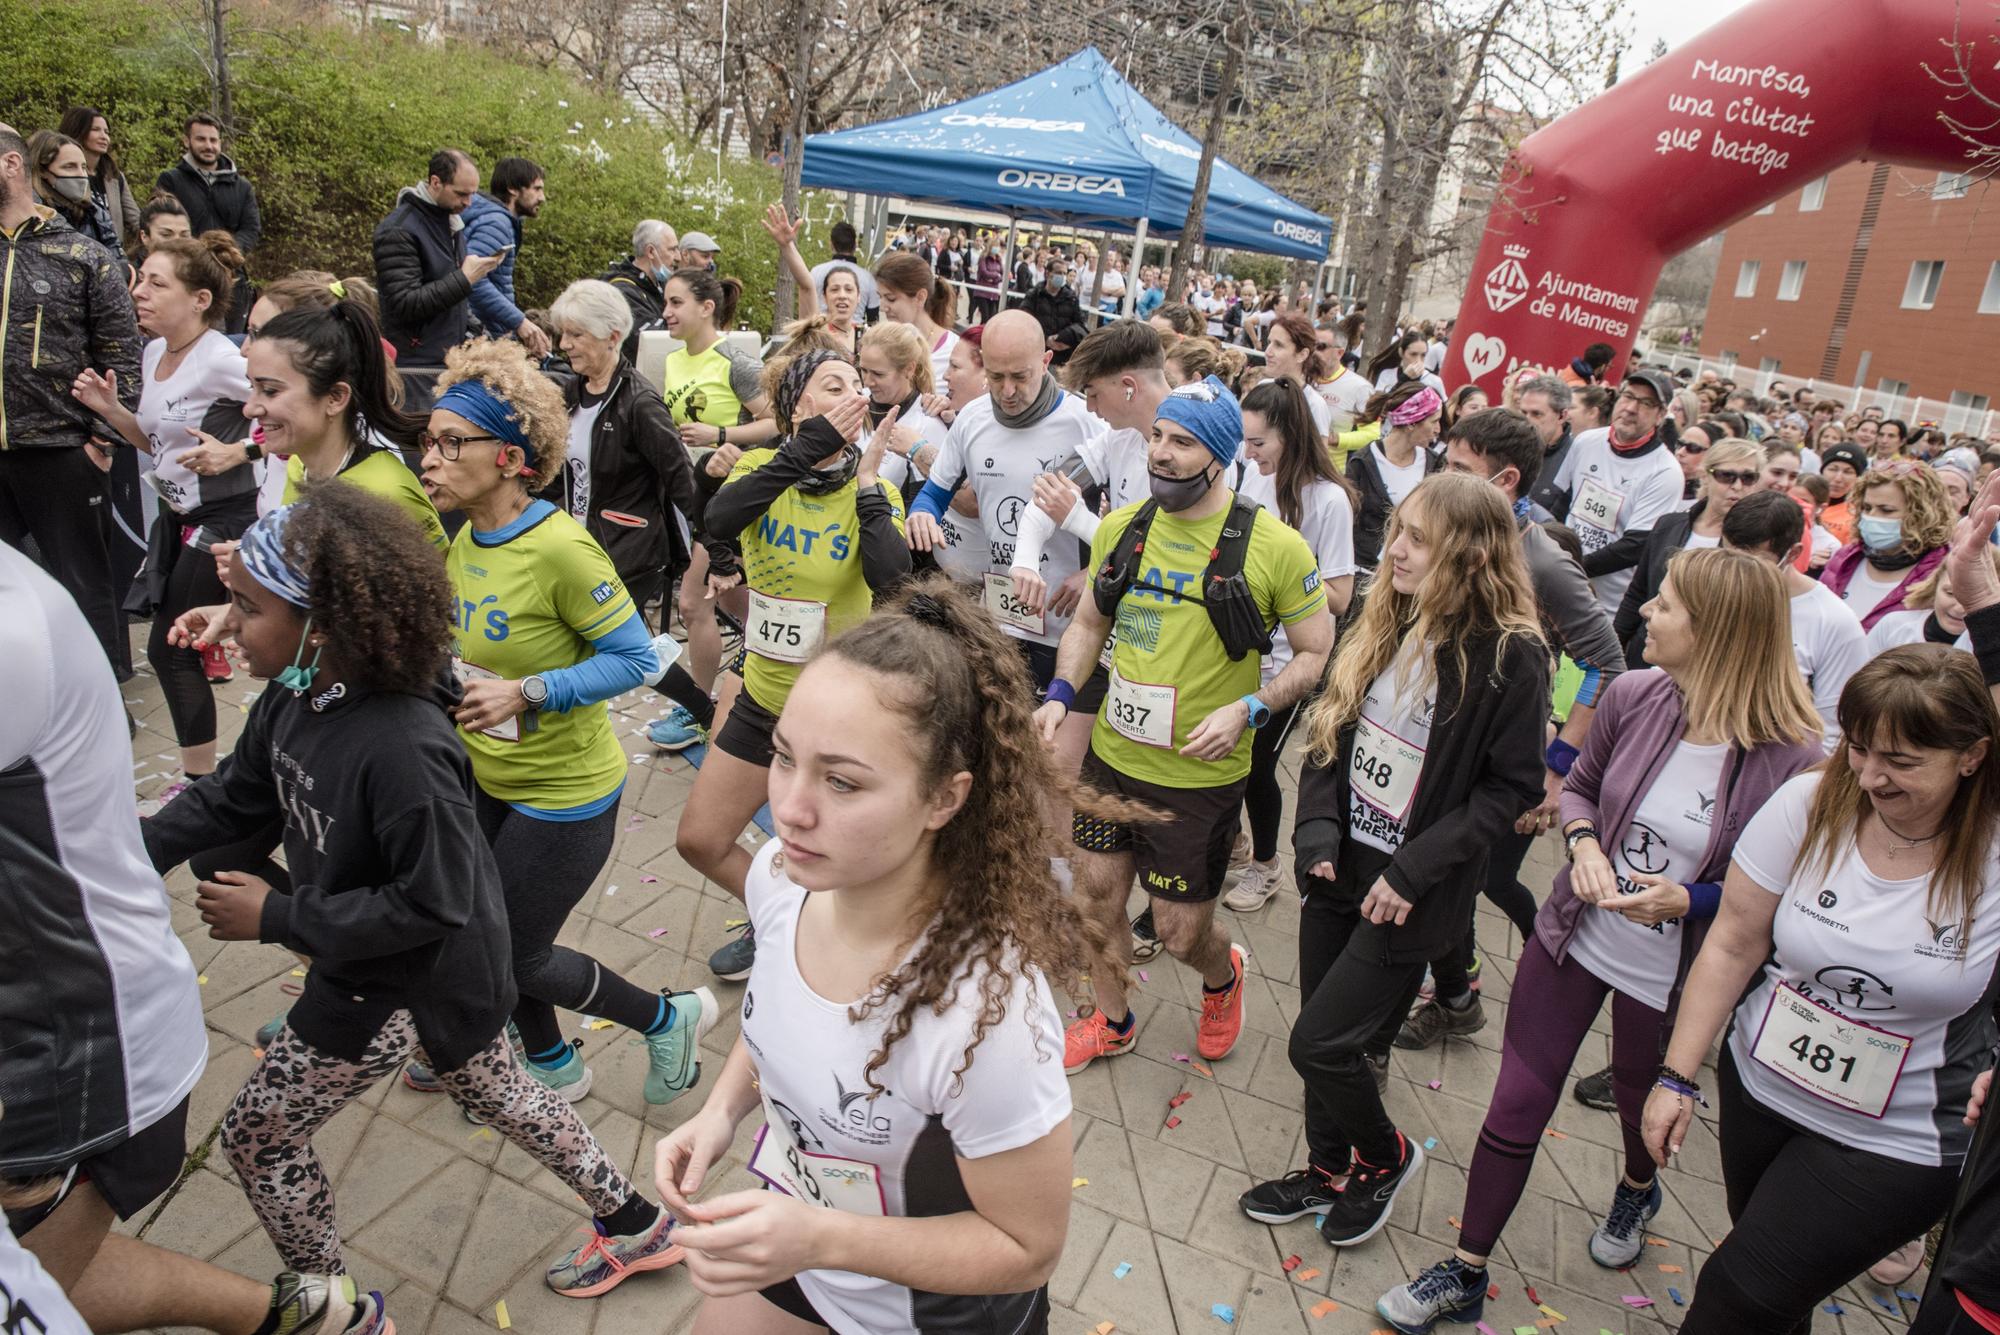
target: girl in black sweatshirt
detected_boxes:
[143,483,680,1307]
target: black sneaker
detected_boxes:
[708,922,756,982]
[1395,994,1487,1050]
[1130,907,1162,962]
[1572,1064,1616,1111]
[1238,1165,1346,1224]
[1319,1134,1425,1247]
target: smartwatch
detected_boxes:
[243,440,264,462]
[1240,694,1271,729]
[521,674,549,710]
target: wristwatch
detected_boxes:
[243,440,264,462]
[520,674,549,710]
[1240,694,1271,729]
[1564,825,1599,861]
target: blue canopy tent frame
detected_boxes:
[801,47,1333,315]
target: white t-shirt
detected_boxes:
[562,396,607,523]
[930,392,1103,647]
[1567,739,1730,1010]
[1299,386,1334,438]
[809,258,879,314]
[1314,369,1375,434]
[1348,639,1436,855]
[1372,441,1429,507]
[1728,774,2000,1165]
[1865,609,1972,656]
[1839,561,1906,621]
[739,842,1070,1335]
[136,329,254,515]
[1684,531,1721,550]
[0,1213,89,1335]
[873,403,982,582]
[1373,368,1447,397]
[1237,467,1354,684]
[1788,581,1868,753]
[1194,291,1227,336]
[1554,429,1687,615]
[0,544,207,1170]
[1007,423,1148,582]
[927,328,959,390]
[1810,524,1841,566]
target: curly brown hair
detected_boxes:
[284,481,455,695]
[823,575,1156,1095]
[434,338,569,492]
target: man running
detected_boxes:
[1037,377,1333,1070]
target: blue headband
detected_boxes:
[1155,375,1242,467]
[434,379,535,465]
[240,504,312,609]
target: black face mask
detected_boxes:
[796,445,861,495]
[1148,461,1217,513]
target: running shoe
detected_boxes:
[642,988,719,1104]
[1868,1238,1926,1286]
[707,922,756,982]
[1223,828,1252,883]
[1222,858,1283,912]
[545,1209,684,1297]
[1238,1166,1344,1224]
[255,1013,290,1050]
[1195,943,1249,1061]
[1417,954,1481,1004]
[1319,1133,1425,1247]
[1395,995,1487,1050]
[1376,1257,1488,1334]
[1063,1010,1136,1074]
[1572,1064,1616,1111]
[1588,1177,1661,1268]
[527,1040,594,1102]
[201,641,234,682]
[646,706,707,752]
[269,1271,393,1335]
[1130,907,1162,961]
[409,1025,529,1096]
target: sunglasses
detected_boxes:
[1678,440,1708,454]
[1708,468,1760,487]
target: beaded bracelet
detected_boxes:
[1654,1065,1709,1108]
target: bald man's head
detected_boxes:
[981,311,1052,418]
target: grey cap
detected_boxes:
[679,231,721,254]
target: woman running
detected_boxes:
[1240,472,1546,1249]
[412,339,717,1104]
[1643,643,2000,1333]
[654,266,772,746]
[1346,382,1443,572]
[1221,377,1357,912]
[71,230,254,800]
[143,485,683,1301]
[1821,459,1956,628]
[874,251,959,385]
[674,349,912,980]
[655,577,1104,1335]
[1375,548,1822,1333]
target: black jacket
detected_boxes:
[1344,441,1442,569]
[0,209,142,451]
[549,364,701,583]
[143,676,514,1072]
[601,256,665,365]
[1613,504,1703,667]
[372,187,471,367]
[1527,426,1574,521]
[1021,284,1083,339]
[1294,632,1549,964]
[154,154,261,253]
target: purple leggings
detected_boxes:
[1457,934,1664,1258]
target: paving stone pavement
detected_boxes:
[113,647,1926,1335]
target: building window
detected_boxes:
[1735,260,1761,298]
[1778,260,1807,301]
[1879,378,1911,400]
[1756,201,1778,216]
[1719,349,1740,369]
[1951,390,1991,413]
[1980,262,2000,314]
[1934,171,1973,200]
[1800,176,1828,211]
[1902,261,1946,310]
[1759,357,1782,374]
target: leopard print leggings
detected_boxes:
[222,1012,635,1274]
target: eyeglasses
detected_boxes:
[1708,468,1760,487]
[420,430,502,459]
[1617,389,1661,409]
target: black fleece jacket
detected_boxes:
[143,674,514,1071]
[1294,631,1550,963]
[551,363,701,583]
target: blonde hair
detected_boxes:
[1660,546,1821,747]
[1853,462,1957,555]
[860,320,935,395]
[1698,437,1764,501]
[434,338,568,492]
[1305,472,1543,763]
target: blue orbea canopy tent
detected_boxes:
[800,47,1333,263]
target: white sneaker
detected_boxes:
[1223,857,1283,911]
[1222,830,1253,884]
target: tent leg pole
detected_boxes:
[1000,218,1018,312]
[1123,217,1148,319]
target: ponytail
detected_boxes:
[927,275,956,328]
[259,300,426,451]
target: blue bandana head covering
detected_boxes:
[240,504,312,609]
[434,378,535,465]
[1155,375,1242,467]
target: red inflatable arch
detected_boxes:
[1449,0,2000,394]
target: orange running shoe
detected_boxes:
[1064,1009,1136,1074]
[1197,943,1249,1060]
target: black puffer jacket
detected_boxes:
[0,209,142,451]
[546,364,701,584]
[600,257,665,365]
[155,154,261,252]
[372,187,470,367]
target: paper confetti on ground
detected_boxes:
[1295,1267,1319,1281]
[1211,1303,1235,1324]
[1190,1061,1215,1079]
[1875,1295,1900,1313]
[1423,1137,1438,1151]
[1538,1304,1565,1321]
[1620,1295,1653,1308]
[1645,1238,1669,1247]
[1112,1262,1131,1279]
[1138,970,1149,982]
[1898,1290,1922,1303]
[1164,1114,1182,1129]
[1823,1302,1845,1315]
[642,875,659,883]
[1524,1285,1539,1305]
[1094,1324,1116,1335]
[494,1300,510,1329]
[1657,1263,1683,1273]
[1476,1324,1497,1335]
[648,927,670,939]
[588,1019,615,1030]
[1072,1177,1088,1189]
[1487,1284,1501,1299]
[1668,1287,1684,1305]
[1447,1215,1461,1228]
[1168,1092,1192,1109]
[290,968,307,977]
[1428,1079,1443,1090]
[1514,1326,1537,1335]
[1544,1129,1569,1140]
[725,917,748,929]
[197,975,208,985]
[604,884,617,896]
[1309,1300,1338,1319]
[1173,1052,1190,1062]
[1282,1254,1301,1272]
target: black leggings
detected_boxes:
[1681,1050,1959,1335]
[147,526,230,752]
[1240,700,1302,863]
[1430,826,1539,998]
[473,789,667,1060]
